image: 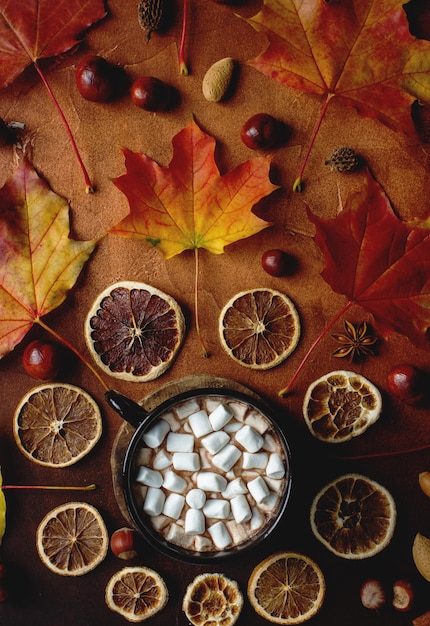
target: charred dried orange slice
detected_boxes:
[36,502,108,576]
[219,288,300,369]
[182,573,243,626]
[85,281,185,382]
[105,566,168,622]
[247,551,326,624]
[303,370,382,443]
[13,383,102,467]
[310,473,396,559]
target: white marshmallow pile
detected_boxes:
[133,395,287,552]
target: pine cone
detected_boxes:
[325,147,360,173]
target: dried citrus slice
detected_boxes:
[303,370,382,443]
[85,281,185,382]
[105,566,168,622]
[247,551,326,624]
[13,383,102,467]
[182,573,243,626]
[36,502,108,576]
[218,288,300,369]
[310,473,396,559]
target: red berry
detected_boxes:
[261,249,294,277]
[241,113,281,150]
[22,339,62,381]
[387,364,427,406]
[76,55,118,102]
[130,77,172,111]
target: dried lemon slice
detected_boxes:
[219,288,300,369]
[36,502,108,576]
[13,383,102,467]
[105,566,168,622]
[310,473,396,559]
[85,281,185,382]
[182,573,243,626]
[302,370,382,443]
[247,551,326,624]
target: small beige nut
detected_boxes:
[202,57,235,102]
[419,471,430,497]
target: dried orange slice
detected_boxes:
[310,473,396,559]
[13,383,102,467]
[85,281,185,382]
[36,502,108,576]
[247,551,326,624]
[303,370,382,443]
[105,566,168,622]
[219,288,300,369]
[182,573,243,626]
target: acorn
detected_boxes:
[138,0,163,41]
[325,146,360,172]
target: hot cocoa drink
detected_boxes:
[131,393,290,553]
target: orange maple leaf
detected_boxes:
[244,0,430,189]
[110,118,278,353]
[0,160,97,359]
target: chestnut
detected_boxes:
[386,364,427,406]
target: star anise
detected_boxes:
[332,320,378,361]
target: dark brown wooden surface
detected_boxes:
[0,1,430,625]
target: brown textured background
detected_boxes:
[1,0,430,624]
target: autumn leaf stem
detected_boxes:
[33,61,94,193]
[179,0,189,75]
[333,442,430,461]
[2,484,96,491]
[279,299,353,397]
[194,248,209,357]
[293,92,335,192]
[36,318,110,392]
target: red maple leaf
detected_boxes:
[244,0,430,189]
[281,169,430,394]
[0,0,107,191]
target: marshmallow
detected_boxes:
[224,421,242,433]
[212,444,241,472]
[172,452,200,471]
[135,466,163,488]
[201,431,230,455]
[134,447,151,465]
[166,432,194,453]
[209,403,234,430]
[163,493,186,519]
[203,499,230,519]
[208,521,232,549]
[226,520,248,544]
[186,488,206,509]
[195,535,213,551]
[153,449,172,470]
[188,410,213,437]
[230,494,252,523]
[247,476,270,503]
[245,410,269,434]
[236,425,264,453]
[185,509,205,535]
[250,506,265,530]
[263,434,278,452]
[166,523,195,548]
[150,514,170,531]
[259,493,279,512]
[228,401,248,421]
[143,487,166,516]
[197,472,228,492]
[266,453,285,479]
[142,419,170,448]
[242,451,268,470]
[175,399,200,419]
[163,470,188,493]
[222,478,248,499]
[160,411,180,432]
